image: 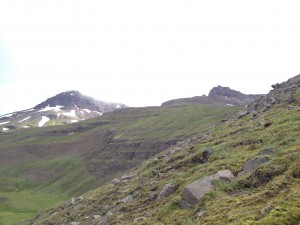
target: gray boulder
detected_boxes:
[237,157,269,177]
[158,183,179,199]
[180,170,234,208]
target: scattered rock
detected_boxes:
[93,215,101,219]
[143,211,152,217]
[70,222,80,225]
[121,195,134,203]
[180,170,234,208]
[121,173,137,181]
[191,148,212,164]
[133,217,146,222]
[112,178,121,184]
[237,157,269,177]
[238,111,250,119]
[63,200,73,208]
[260,204,274,215]
[158,183,179,199]
[257,148,275,156]
[117,214,124,219]
[196,210,206,218]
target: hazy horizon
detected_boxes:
[1,0,300,115]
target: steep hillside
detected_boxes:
[162,86,262,107]
[24,75,300,225]
[0,90,126,130]
[0,104,239,225]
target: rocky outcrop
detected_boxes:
[180,170,234,208]
[248,74,300,112]
[162,86,262,107]
[209,85,262,103]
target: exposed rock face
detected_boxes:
[180,170,234,208]
[209,85,262,103]
[248,74,300,112]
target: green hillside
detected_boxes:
[22,75,300,225]
[0,105,239,225]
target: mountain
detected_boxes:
[161,85,263,107]
[22,75,300,225]
[0,90,126,130]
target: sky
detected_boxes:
[0,0,300,115]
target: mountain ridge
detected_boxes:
[161,85,263,107]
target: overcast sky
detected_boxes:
[0,0,300,115]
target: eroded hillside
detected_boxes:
[23,75,300,225]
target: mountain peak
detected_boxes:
[0,91,126,130]
[209,85,246,99]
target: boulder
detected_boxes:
[158,183,179,199]
[121,173,137,181]
[238,111,249,119]
[121,195,133,203]
[133,217,146,222]
[237,157,269,177]
[180,170,234,208]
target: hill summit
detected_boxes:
[0,90,126,130]
[162,86,263,107]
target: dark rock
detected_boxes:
[201,148,212,163]
[238,111,250,119]
[191,148,212,164]
[257,148,275,156]
[180,170,234,208]
[237,157,269,177]
[271,83,280,89]
[158,183,179,199]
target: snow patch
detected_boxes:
[38,105,63,112]
[94,111,103,116]
[19,116,31,123]
[2,127,9,131]
[71,120,78,123]
[116,104,121,109]
[0,113,14,119]
[70,94,75,96]
[83,109,91,113]
[22,108,34,112]
[39,116,50,127]
[0,121,10,125]
[63,110,77,118]
[68,132,74,135]
[24,126,30,128]
[226,104,234,107]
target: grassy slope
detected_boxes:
[0,105,239,225]
[26,99,300,224]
